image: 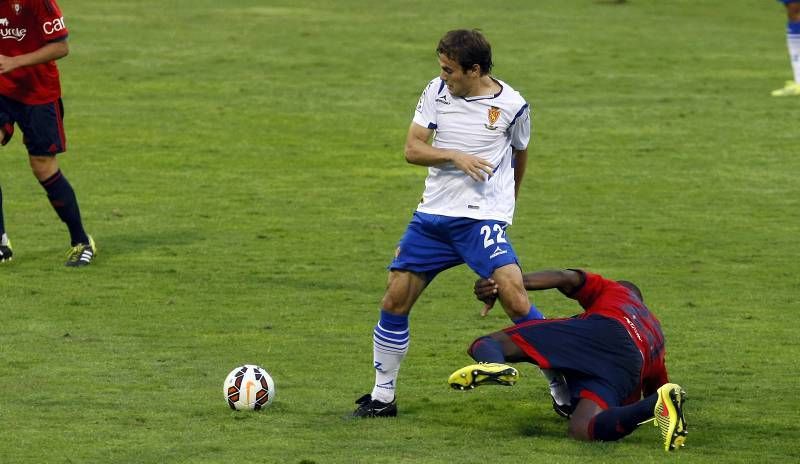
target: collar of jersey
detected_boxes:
[461,78,504,102]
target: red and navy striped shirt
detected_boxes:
[0,0,68,104]
[569,272,669,399]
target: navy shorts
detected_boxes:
[505,315,643,409]
[0,95,66,156]
[389,211,520,281]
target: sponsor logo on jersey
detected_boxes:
[43,17,66,35]
[435,94,449,105]
[0,19,25,41]
[623,316,643,342]
[485,106,501,130]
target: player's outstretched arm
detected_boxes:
[521,269,584,294]
[404,122,494,181]
[474,269,584,304]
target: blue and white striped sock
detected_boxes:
[787,21,800,83]
[371,310,409,403]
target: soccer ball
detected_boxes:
[223,364,276,410]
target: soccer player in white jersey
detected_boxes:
[773,0,800,96]
[353,29,567,418]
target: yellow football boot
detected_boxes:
[654,383,688,452]
[448,362,518,390]
[771,81,800,96]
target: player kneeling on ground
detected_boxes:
[448,268,688,452]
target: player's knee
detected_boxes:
[28,156,58,180]
[379,291,413,315]
[788,4,800,21]
[467,336,489,360]
[567,420,592,441]
[379,293,402,313]
[566,426,584,441]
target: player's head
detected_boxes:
[617,280,644,302]
[436,29,493,75]
[436,29,493,97]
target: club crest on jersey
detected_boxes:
[13,3,20,15]
[485,106,501,130]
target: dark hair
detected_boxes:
[436,29,493,75]
[617,280,644,302]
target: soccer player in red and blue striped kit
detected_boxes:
[0,0,95,266]
[449,268,689,452]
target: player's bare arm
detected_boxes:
[512,147,528,199]
[522,269,584,294]
[404,122,494,182]
[474,269,585,304]
[0,40,68,75]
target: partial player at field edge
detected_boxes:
[772,0,800,96]
[0,0,95,266]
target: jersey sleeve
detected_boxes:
[568,272,609,310]
[412,78,440,129]
[35,0,68,42]
[509,104,531,150]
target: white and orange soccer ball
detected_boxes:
[223,364,276,411]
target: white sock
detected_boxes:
[0,233,8,246]
[371,349,405,403]
[370,311,409,403]
[787,23,800,83]
[541,368,570,406]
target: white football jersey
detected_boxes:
[412,77,531,224]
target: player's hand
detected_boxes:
[452,152,494,182]
[479,298,496,317]
[474,277,498,317]
[0,55,19,74]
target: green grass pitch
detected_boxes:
[0,0,798,462]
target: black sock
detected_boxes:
[40,170,88,246]
[0,183,5,237]
[589,392,658,441]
